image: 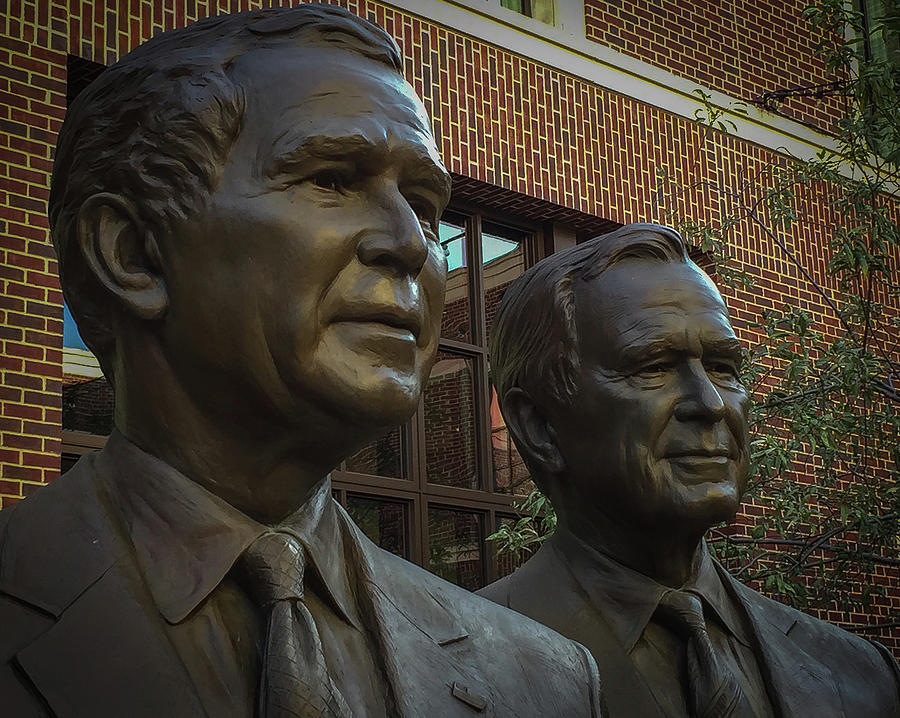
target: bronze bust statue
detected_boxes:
[478,223,900,717]
[0,6,601,716]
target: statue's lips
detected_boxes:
[666,452,734,484]
[668,455,729,465]
[330,308,422,340]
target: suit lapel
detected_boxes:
[341,512,494,717]
[16,562,207,718]
[720,567,844,718]
[2,458,206,718]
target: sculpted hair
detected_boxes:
[489,223,691,411]
[49,4,403,378]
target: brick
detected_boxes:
[21,451,58,469]
[3,403,42,420]
[5,342,43,360]
[2,433,41,451]
[0,480,22,495]
[6,312,45,330]
[1,464,42,482]
[25,300,59,318]
[5,281,45,301]
[21,420,57,437]
[24,329,58,347]
[23,390,58,408]
[26,271,60,289]
[6,252,46,274]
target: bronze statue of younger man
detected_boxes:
[0,6,601,717]
[479,223,900,717]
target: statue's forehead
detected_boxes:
[576,261,736,361]
[230,46,439,163]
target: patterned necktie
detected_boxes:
[239,532,352,718]
[655,590,747,718]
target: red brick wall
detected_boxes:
[583,0,846,132]
[0,0,896,649]
[1,1,65,506]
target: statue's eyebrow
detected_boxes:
[264,134,379,177]
[701,337,743,358]
[616,335,742,366]
[618,337,678,365]
[263,133,451,199]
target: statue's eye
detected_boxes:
[639,362,673,375]
[310,171,346,192]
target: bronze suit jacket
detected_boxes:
[478,532,900,718]
[0,456,603,718]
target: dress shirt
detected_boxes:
[95,431,388,718]
[557,530,774,718]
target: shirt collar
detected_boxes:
[96,431,360,629]
[556,530,751,652]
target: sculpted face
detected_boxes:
[550,260,749,536]
[158,47,450,434]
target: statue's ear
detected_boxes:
[501,387,565,476]
[76,193,168,320]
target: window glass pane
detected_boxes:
[500,0,554,24]
[428,506,485,590]
[500,0,525,12]
[495,514,538,579]
[346,494,408,559]
[343,427,404,479]
[490,387,535,495]
[424,351,479,489]
[439,217,472,342]
[482,221,527,347]
[63,377,114,435]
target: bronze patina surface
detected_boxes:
[479,223,900,718]
[0,6,602,716]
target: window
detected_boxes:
[500,0,556,25]
[331,207,543,587]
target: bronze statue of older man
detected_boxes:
[0,6,602,717]
[479,223,900,717]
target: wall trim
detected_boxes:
[384,0,838,161]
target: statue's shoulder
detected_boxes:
[0,455,97,551]
[722,564,900,699]
[365,543,602,715]
[0,454,117,615]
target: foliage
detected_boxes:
[485,487,556,560]
[488,1,900,630]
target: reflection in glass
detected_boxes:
[63,377,114,435]
[343,427,403,479]
[428,507,484,590]
[424,351,479,489]
[482,222,526,346]
[490,387,534,496]
[495,514,537,579]
[346,495,408,559]
[439,218,471,342]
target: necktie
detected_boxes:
[655,590,747,718]
[239,531,352,718]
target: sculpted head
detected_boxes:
[491,224,750,543]
[50,5,451,444]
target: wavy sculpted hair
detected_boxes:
[489,223,692,414]
[49,4,404,381]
